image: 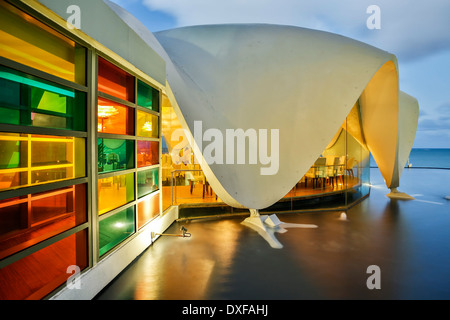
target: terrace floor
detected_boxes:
[96,168,450,300]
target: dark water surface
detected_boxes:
[96,168,450,300]
[371,148,450,169]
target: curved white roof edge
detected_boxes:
[152,25,419,209]
[36,0,166,85]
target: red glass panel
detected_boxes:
[137,193,160,229]
[97,97,134,135]
[0,229,87,300]
[137,140,159,167]
[0,184,87,260]
[98,57,135,102]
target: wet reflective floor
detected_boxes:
[95,168,450,300]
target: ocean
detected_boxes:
[370,148,450,169]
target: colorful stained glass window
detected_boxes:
[98,57,135,102]
[136,110,158,138]
[137,140,159,167]
[97,97,134,135]
[0,65,86,131]
[137,193,160,230]
[0,229,88,300]
[137,80,159,112]
[99,206,135,256]
[98,138,134,173]
[98,172,135,215]
[137,168,159,198]
[0,184,87,260]
[0,2,86,85]
[0,133,85,191]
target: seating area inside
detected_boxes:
[161,153,362,210]
[303,156,358,190]
[160,94,370,211]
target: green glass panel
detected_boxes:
[0,65,86,131]
[98,138,134,173]
[137,167,159,198]
[99,206,135,256]
[0,140,24,169]
[137,80,159,112]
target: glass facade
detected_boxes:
[97,97,134,135]
[137,79,159,112]
[97,56,161,255]
[0,1,86,85]
[99,206,135,257]
[160,93,214,210]
[137,140,159,168]
[0,65,86,131]
[0,1,161,300]
[98,172,135,215]
[0,133,85,190]
[98,138,134,173]
[137,193,160,230]
[0,229,87,300]
[137,110,159,138]
[98,57,135,102]
[0,184,86,261]
[138,167,159,198]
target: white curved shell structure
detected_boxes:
[151,25,417,209]
[105,3,419,210]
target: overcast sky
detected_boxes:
[110,0,450,148]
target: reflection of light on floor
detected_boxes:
[414,199,444,205]
[409,194,444,205]
[368,184,386,190]
[133,219,242,299]
[134,256,216,300]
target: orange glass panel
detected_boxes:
[137,110,159,138]
[98,57,135,102]
[0,2,85,84]
[0,229,87,300]
[98,172,135,215]
[137,140,159,167]
[137,193,160,229]
[0,184,87,261]
[97,97,134,135]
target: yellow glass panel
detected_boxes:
[98,173,135,215]
[0,133,85,191]
[0,2,85,84]
[136,110,159,138]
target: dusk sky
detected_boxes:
[110,0,450,148]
